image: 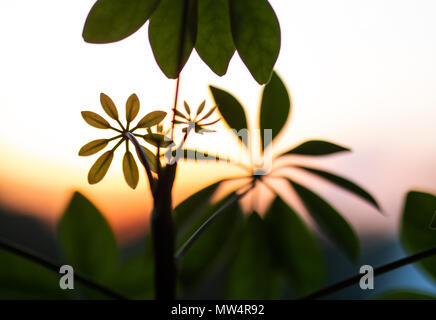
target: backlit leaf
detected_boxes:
[195,0,235,76]
[123,151,139,189]
[100,93,119,120]
[81,111,110,129]
[83,0,161,43]
[136,111,167,128]
[126,93,140,123]
[290,180,360,263]
[88,151,114,184]
[283,140,350,157]
[209,86,248,146]
[148,0,197,78]
[143,133,173,148]
[140,146,158,173]
[229,0,280,84]
[79,139,109,156]
[260,71,290,151]
[183,101,191,115]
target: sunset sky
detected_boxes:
[0,0,435,245]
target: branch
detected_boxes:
[175,183,254,259]
[0,237,126,300]
[301,246,436,300]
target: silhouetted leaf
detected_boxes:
[375,290,436,300]
[265,197,325,296]
[209,86,248,146]
[100,93,119,120]
[260,71,290,151]
[183,101,191,115]
[195,100,206,117]
[123,151,139,189]
[79,139,109,156]
[290,180,360,263]
[197,105,217,122]
[136,111,167,128]
[58,192,117,280]
[126,93,140,123]
[283,140,350,156]
[140,146,158,173]
[296,166,380,210]
[148,0,197,78]
[83,0,161,43]
[229,0,280,84]
[143,133,173,148]
[195,0,235,76]
[179,195,244,291]
[227,212,279,299]
[81,111,110,129]
[88,151,114,184]
[401,191,436,281]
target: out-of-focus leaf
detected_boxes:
[140,146,158,173]
[148,0,197,78]
[58,192,117,280]
[179,195,244,291]
[123,151,139,189]
[229,0,280,84]
[296,166,380,210]
[136,111,167,128]
[195,0,235,76]
[209,86,248,146]
[282,140,350,157]
[260,71,290,151]
[0,250,72,299]
[79,139,109,156]
[88,151,114,184]
[264,197,324,296]
[83,0,161,43]
[374,290,436,300]
[126,93,140,123]
[170,148,229,163]
[81,111,110,129]
[143,133,173,148]
[290,180,360,263]
[227,212,279,299]
[400,191,436,281]
[100,93,119,120]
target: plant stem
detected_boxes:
[301,246,436,300]
[0,237,126,300]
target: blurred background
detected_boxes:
[0,0,435,298]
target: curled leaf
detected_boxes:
[88,151,114,184]
[137,111,167,128]
[126,93,140,123]
[100,93,119,120]
[123,151,139,189]
[81,111,111,129]
[143,133,173,148]
[79,139,109,156]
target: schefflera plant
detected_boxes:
[173,71,381,298]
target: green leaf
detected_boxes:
[140,146,158,173]
[183,101,191,116]
[229,0,280,84]
[88,150,114,184]
[400,191,436,281]
[126,93,140,123]
[195,0,235,76]
[79,139,109,156]
[81,111,110,129]
[179,195,244,290]
[58,192,117,280]
[260,71,290,151]
[100,93,119,120]
[209,86,248,146]
[136,111,167,128]
[83,0,161,43]
[143,133,173,148]
[264,197,325,296]
[296,166,380,210]
[123,151,139,189]
[289,180,360,263]
[148,0,197,78]
[374,290,436,300]
[283,140,350,157]
[227,212,279,299]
